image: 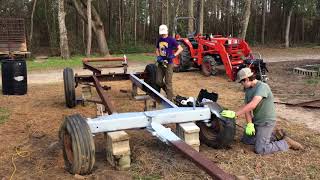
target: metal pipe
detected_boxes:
[129,73,177,108]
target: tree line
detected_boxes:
[1,0,319,58]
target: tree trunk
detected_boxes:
[86,0,92,56]
[29,0,38,50]
[261,0,266,44]
[71,0,110,56]
[301,16,305,42]
[240,0,252,39]
[198,0,204,34]
[188,0,194,34]
[119,0,122,44]
[226,0,231,36]
[134,0,137,45]
[285,8,293,48]
[58,0,70,59]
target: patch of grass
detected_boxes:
[25,53,153,72]
[0,107,9,124]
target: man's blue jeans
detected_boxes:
[241,121,289,155]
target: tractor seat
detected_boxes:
[188,37,198,49]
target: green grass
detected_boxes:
[0,107,9,124]
[25,53,154,71]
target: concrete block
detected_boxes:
[81,85,92,100]
[105,131,131,170]
[176,122,200,151]
[96,104,105,116]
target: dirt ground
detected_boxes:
[1,54,320,179]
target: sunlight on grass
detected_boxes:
[26,53,154,71]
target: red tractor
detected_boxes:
[173,17,268,82]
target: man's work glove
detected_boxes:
[220,110,236,119]
[245,122,255,136]
[156,56,163,63]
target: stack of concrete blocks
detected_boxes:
[176,122,200,152]
[105,131,131,170]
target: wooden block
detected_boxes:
[81,85,92,100]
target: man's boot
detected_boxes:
[284,137,304,150]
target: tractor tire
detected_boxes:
[201,55,218,76]
[63,68,76,108]
[177,42,192,72]
[144,64,161,92]
[59,114,95,175]
[196,116,236,149]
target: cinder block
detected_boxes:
[96,104,105,116]
[81,85,92,100]
[176,122,200,151]
[105,131,131,170]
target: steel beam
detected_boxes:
[149,122,235,180]
[83,57,125,63]
[86,107,211,133]
[83,62,102,74]
[92,75,116,114]
[75,72,145,83]
[129,73,177,108]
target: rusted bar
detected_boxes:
[83,62,102,74]
[75,72,145,83]
[274,99,320,108]
[292,99,320,108]
[83,57,125,63]
[171,141,235,180]
[92,76,115,114]
[95,65,125,69]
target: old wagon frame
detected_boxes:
[60,56,236,179]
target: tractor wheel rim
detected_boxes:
[203,62,212,74]
[64,131,74,164]
[201,121,220,141]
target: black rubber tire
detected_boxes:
[197,116,236,149]
[144,64,161,92]
[201,55,218,76]
[63,68,76,108]
[177,42,192,72]
[59,114,95,175]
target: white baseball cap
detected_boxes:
[159,24,168,35]
[237,68,254,83]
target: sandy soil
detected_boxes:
[0,49,320,179]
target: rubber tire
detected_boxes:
[201,55,218,76]
[144,64,161,92]
[196,117,236,149]
[63,68,76,108]
[177,42,192,72]
[59,114,95,175]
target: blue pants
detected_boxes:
[241,121,289,155]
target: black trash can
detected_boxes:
[1,59,27,95]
